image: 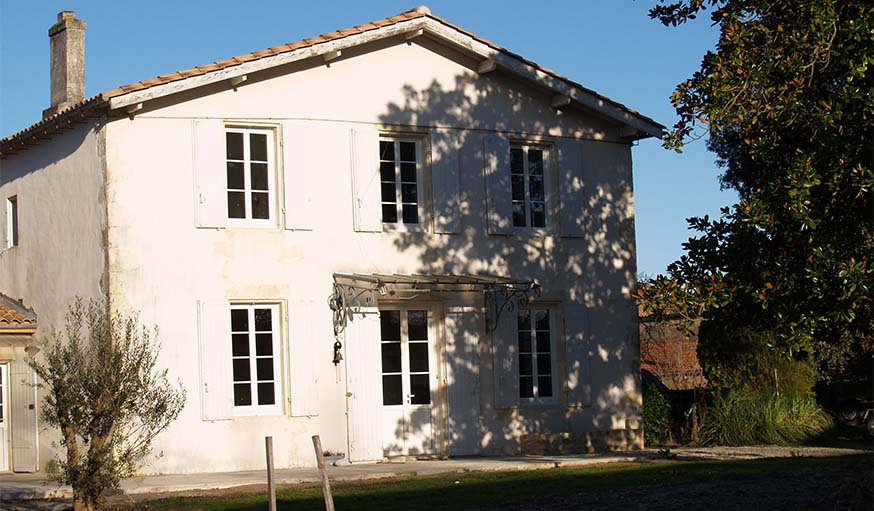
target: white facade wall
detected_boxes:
[103,38,641,474]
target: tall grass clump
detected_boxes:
[697,388,832,446]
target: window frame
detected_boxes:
[229,303,283,416]
[225,126,278,228]
[378,135,427,232]
[5,196,18,248]
[517,305,558,404]
[509,143,551,230]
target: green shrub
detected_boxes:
[643,383,673,445]
[697,388,832,446]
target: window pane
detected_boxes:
[535,309,550,330]
[409,342,429,372]
[233,359,250,382]
[252,192,269,219]
[250,133,268,162]
[255,333,273,356]
[538,376,553,397]
[400,162,417,182]
[226,132,244,160]
[381,182,397,203]
[228,192,246,218]
[510,148,524,173]
[231,310,249,331]
[402,204,418,224]
[536,331,551,353]
[255,308,273,330]
[380,140,395,161]
[410,374,430,404]
[518,331,532,353]
[399,141,416,161]
[531,203,545,227]
[256,358,274,381]
[511,175,525,201]
[519,354,533,376]
[381,343,402,373]
[518,310,531,330]
[382,375,403,405]
[232,334,249,356]
[234,383,252,406]
[401,183,417,203]
[520,376,534,398]
[382,204,398,223]
[537,353,552,375]
[528,149,543,175]
[512,202,526,227]
[227,162,245,190]
[408,311,428,340]
[257,383,275,405]
[380,310,401,341]
[380,161,395,182]
[251,163,269,191]
[529,176,544,201]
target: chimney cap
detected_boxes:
[49,11,86,35]
[58,10,77,21]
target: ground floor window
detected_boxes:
[518,307,554,399]
[230,303,281,414]
[380,308,432,406]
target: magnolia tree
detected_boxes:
[29,299,186,511]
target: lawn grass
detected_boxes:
[113,454,871,511]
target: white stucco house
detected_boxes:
[0,6,663,474]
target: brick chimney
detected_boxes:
[43,11,86,118]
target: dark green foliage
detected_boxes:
[637,0,873,383]
[643,383,673,445]
[29,299,186,511]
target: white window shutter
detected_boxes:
[10,359,38,472]
[564,300,591,406]
[350,125,382,232]
[492,297,519,409]
[445,304,483,455]
[482,133,512,235]
[282,122,317,231]
[344,308,384,461]
[198,300,233,421]
[192,120,228,229]
[557,139,586,238]
[289,300,320,416]
[431,129,461,234]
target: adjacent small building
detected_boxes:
[0,6,663,473]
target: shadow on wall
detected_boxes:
[371,67,642,456]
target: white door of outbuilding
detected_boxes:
[0,363,8,472]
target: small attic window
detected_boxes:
[6,196,18,248]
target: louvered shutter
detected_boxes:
[197,300,233,421]
[289,300,320,416]
[350,126,382,232]
[492,297,519,409]
[483,133,512,235]
[282,122,317,231]
[345,308,384,461]
[431,130,461,234]
[564,300,591,406]
[193,120,228,229]
[557,139,586,237]
[10,359,38,472]
[445,304,483,454]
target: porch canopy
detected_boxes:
[332,272,538,295]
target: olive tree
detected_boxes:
[29,299,186,511]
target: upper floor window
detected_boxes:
[518,307,554,399]
[510,145,547,228]
[230,303,282,415]
[6,196,18,248]
[226,128,276,225]
[380,138,422,226]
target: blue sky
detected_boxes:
[0,0,736,276]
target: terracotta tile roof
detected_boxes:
[0,293,37,328]
[2,5,663,154]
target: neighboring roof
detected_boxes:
[0,293,37,333]
[639,315,707,391]
[1,5,664,156]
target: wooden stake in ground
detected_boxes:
[312,435,336,511]
[266,436,276,511]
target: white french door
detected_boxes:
[0,363,9,472]
[379,307,438,456]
